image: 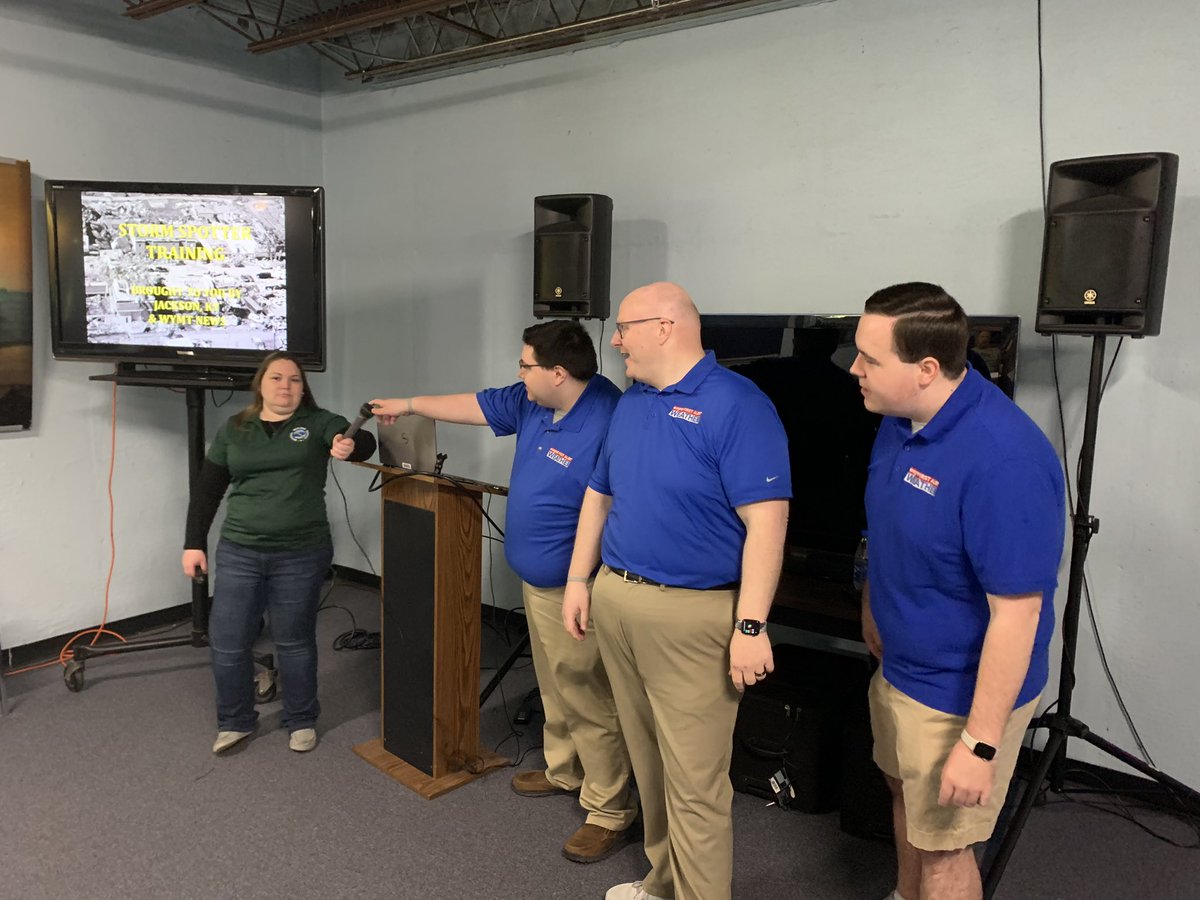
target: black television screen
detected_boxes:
[701,314,1021,581]
[46,181,326,371]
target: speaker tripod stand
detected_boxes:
[982,334,1200,897]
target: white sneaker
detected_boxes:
[212,730,252,753]
[605,882,667,900]
[288,727,317,752]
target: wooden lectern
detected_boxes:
[353,464,510,799]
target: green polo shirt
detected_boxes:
[207,405,349,551]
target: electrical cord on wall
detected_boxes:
[329,460,376,575]
[1032,0,1151,767]
[1050,335,1150,765]
[1031,0,1195,841]
[323,453,381,649]
[6,380,127,676]
[596,318,607,376]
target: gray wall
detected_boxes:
[0,16,323,644]
[2,0,1197,786]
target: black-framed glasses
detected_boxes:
[614,316,674,338]
[518,359,554,371]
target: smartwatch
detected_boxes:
[734,618,766,636]
[960,729,997,761]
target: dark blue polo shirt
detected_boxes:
[866,367,1066,716]
[477,375,621,588]
[589,351,791,589]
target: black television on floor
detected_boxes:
[701,313,1021,584]
[46,181,326,371]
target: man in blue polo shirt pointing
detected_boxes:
[851,283,1065,900]
[562,282,791,900]
[370,319,636,864]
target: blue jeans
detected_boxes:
[209,539,333,733]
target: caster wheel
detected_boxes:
[254,669,278,703]
[64,660,85,693]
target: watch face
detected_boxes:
[975,742,997,761]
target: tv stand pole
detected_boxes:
[63,373,274,695]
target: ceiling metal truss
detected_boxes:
[121,0,794,87]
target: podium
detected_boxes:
[352,464,510,799]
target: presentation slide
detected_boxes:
[80,191,288,351]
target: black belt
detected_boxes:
[607,566,738,592]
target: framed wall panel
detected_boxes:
[0,157,32,431]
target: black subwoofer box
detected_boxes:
[730,644,870,815]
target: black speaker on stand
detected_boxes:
[984,152,1200,897]
[533,194,612,320]
[1035,152,1176,337]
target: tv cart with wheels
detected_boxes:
[63,364,276,696]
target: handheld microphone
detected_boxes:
[342,402,376,441]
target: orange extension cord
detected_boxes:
[5,380,127,676]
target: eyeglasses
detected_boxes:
[518,360,554,371]
[614,316,674,338]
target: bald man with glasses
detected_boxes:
[371,318,637,864]
[563,282,792,900]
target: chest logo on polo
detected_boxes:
[289,426,310,442]
[547,447,572,468]
[668,405,703,424]
[903,466,939,497]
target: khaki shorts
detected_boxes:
[869,669,1039,852]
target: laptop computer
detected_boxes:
[377,415,439,473]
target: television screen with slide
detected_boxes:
[45,181,326,371]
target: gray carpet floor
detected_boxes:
[1,580,1196,899]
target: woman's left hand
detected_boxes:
[330,434,355,460]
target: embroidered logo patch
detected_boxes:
[668,405,703,424]
[289,426,310,442]
[547,447,572,468]
[904,466,939,497]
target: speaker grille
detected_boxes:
[1041,212,1155,312]
[534,230,591,301]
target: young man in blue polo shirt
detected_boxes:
[370,319,636,863]
[563,282,791,900]
[850,283,1065,900]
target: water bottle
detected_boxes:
[852,531,869,592]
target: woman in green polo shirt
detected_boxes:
[182,351,376,755]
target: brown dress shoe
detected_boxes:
[562,823,630,863]
[510,769,578,797]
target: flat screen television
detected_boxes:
[46,181,326,371]
[700,314,1021,583]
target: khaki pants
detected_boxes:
[522,581,636,830]
[591,567,741,900]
